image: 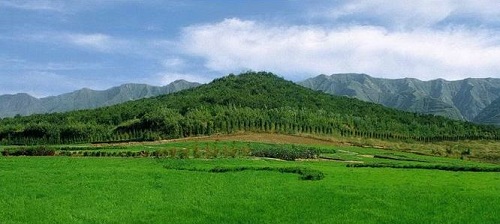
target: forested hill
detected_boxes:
[0,71,498,145]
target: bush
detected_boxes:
[346,163,500,172]
[170,165,325,181]
[277,167,325,180]
[193,147,202,158]
[1,146,55,156]
[178,148,190,159]
[250,145,320,161]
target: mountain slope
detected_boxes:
[299,74,500,122]
[474,97,500,126]
[1,71,498,145]
[0,93,44,118]
[0,80,200,118]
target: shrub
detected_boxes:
[1,146,55,156]
[126,151,133,157]
[156,149,168,158]
[205,148,219,159]
[178,148,190,159]
[277,167,325,180]
[57,151,71,156]
[181,166,325,181]
[346,163,500,172]
[193,147,202,158]
[250,145,320,161]
[169,148,177,158]
[461,148,471,156]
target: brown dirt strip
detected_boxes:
[94,133,351,148]
[166,133,348,146]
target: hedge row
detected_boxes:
[250,145,321,161]
[373,154,428,162]
[346,163,500,172]
[164,165,325,181]
[1,146,55,156]
[2,147,251,159]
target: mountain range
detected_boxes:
[2,71,497,146]
[2,73,500,126]
[0,80,200,118]
[299,74,500,125]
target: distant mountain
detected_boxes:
[474,97,500,126]
[299,74,500,124]
[0,93,44,118]
[0,80,200,118]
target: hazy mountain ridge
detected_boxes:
[0,80,200,118]
[474,97,500,125]
[299,74,500,124]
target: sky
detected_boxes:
[1,0,499,97]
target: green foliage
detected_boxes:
[1,146,55,156]
[347,163,500,172]
[163,165,325,181]
[250,145,320,161]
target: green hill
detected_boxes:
[0,71,498,145]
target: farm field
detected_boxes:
[1,134,499,223]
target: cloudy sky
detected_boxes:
[1,0,499,97]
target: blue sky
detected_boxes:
[1,0,499,97]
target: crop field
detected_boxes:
[1,134,499,223]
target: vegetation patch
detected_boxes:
[373,154,428,162]
[164,165,325,181]
[250,145,321,161]
[1,146,55,156]
[347,163,500,172]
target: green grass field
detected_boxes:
[1,138,500,224]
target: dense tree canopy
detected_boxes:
[1,71,498,145]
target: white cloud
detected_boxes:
[65,33,115,52]
[0,0,152,13]
[0,57,106,71]
[22,32,125,53]
[162,57,187,70]
[180,18,500,81]
[0,0,65,12]
[313,0,500,30]
[322,0,454,28]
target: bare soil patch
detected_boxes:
[170,133,342,146]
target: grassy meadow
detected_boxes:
[1,134,499,223]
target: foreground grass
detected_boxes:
[1,157,499,223]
